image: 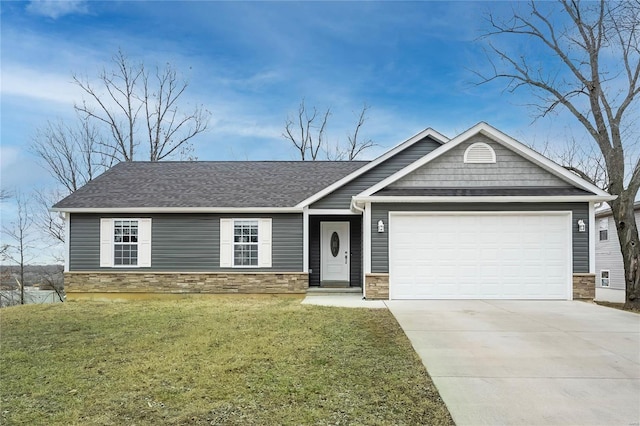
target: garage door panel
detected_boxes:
[389,213,571,300]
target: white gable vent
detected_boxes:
[463,142,496,164]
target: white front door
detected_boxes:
[321,221,350,283]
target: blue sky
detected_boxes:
[1,0,592,261]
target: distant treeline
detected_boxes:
[0,264,63,289]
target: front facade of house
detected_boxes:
[53,123,614,301]
[594,202,640,303]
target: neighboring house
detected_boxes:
[52,122,614,301]
[595,202,640,303]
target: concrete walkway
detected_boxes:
[386,300,640,426]
[301,294,386,309]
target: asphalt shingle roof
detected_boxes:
[53,161,369,209]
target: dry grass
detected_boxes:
[594,300,640,313]
[0,296,453,425]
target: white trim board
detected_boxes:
[51,207,303,214]
[353,195,615,204]
[358,122,613,199]
[307,209,359,215]
[294,128,448,208]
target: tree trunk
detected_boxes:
[611,191,640,308]
[19,262,24,305]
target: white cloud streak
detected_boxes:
[1,65,81,105]
[26,0,88,19]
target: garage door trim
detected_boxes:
[388,211,573,300]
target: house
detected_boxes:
[52,122,614,301]
[595,202,640,303]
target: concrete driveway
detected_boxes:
[385,300,640,426]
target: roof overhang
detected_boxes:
[352,194,617,209]
[50,207,304,214]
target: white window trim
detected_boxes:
[600,270,610,287]
[463,142,496,164]
[233,219,259,267]
[100,218,152,268]
[598,218,609,241]
[220,218,272,268]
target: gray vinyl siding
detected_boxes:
[310,136,441,209]
[371,202,589,273]
[391,134,572,188]
[69,213,303,271]
[308,215,362,287]
[595,210,640,290]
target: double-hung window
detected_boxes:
[600,270,610,287]
[599,218,609,241]
[114,220,138,265]
[233,220,259,266]
[220,218,272,268]
[100,218,152,267]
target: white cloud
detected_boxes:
[26,0,88,19]
[1,65,82,105]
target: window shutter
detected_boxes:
[258,218,272,268]
[100,218,114,267]
[220,218,233,267]
[138,218,152,267]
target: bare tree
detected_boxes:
[283,100,375,161]
[73,50,210,163]
[283,99,330,161]
[479,0,640,307]
[32,117,110,193]
[1,193,35,305]
[345,104,375,161]
[32,188,66,245]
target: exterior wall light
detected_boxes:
[578,219,586,232]
[377,220,385,233]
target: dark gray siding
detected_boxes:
[308,215,362,287]
[69,213,303,271]
[371,202,589,274]
[310,136,441,209]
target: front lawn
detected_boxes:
[0,296,453,425]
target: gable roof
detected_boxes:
[295,128,448,208]
[52,161,368,212]
[356,122,614,201]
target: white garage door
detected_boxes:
[389,212,572,300]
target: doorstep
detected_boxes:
[306,286,363,295]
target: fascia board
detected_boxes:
[353,195,617,204]
[294,127,449,208]
[50,207,304,214]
